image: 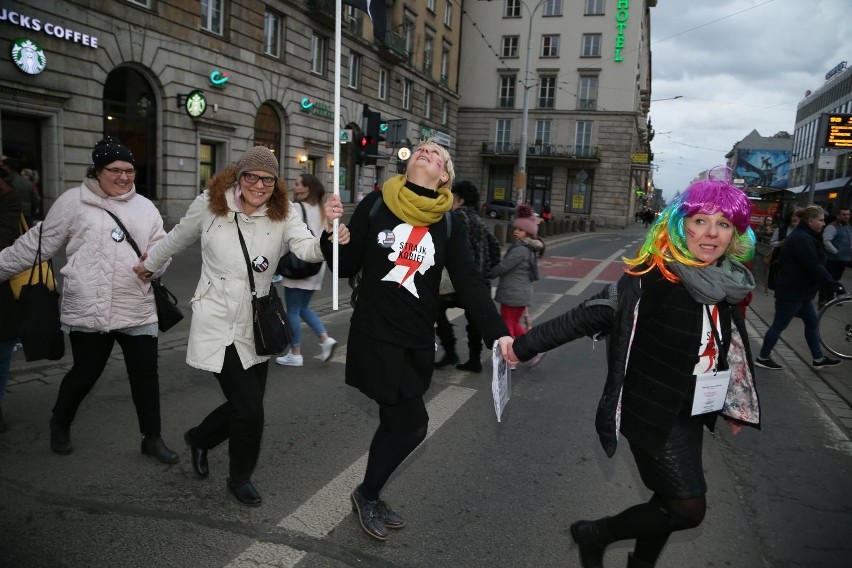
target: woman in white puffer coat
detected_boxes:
[134,146,347,507]
[0,137,179,464]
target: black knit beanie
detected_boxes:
[92,137,134,168]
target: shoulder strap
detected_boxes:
[297,201,315,236]
[103,209,143,259]
[234,215,258,297]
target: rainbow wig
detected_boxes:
[625,176,756,282]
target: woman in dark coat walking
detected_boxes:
[506,172,761,567]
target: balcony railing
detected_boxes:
[377,30,407,62]
[577,99,597,110]
[498,97,515,108]
[480,142,599,159]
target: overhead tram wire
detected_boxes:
[461,9,509,67]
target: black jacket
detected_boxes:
[775,223,840,300]
[513,268,759,458]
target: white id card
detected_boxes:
[691,369,731,416]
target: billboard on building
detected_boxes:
[735,149,791,188]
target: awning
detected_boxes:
[786,177,851,194]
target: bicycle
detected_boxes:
[818,293,852,359]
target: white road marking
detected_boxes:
[227,385,477,567]
[566,248,627,296]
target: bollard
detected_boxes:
[506,222,514,243]
[559,219,567,234]
[570,220,577,232]
[494,223,504,243]
[539,221,548,238]
[579,219,586,232]
[590,219,596,232]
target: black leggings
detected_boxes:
[360,396,429,501]
[606,493,707,563]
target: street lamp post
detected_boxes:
[516,0,549,206]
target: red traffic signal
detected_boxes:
[360,135,375,147]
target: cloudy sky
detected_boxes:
[649,0,852,200]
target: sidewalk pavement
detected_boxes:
[8,218,851,436]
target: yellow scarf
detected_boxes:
[381,175,452,226]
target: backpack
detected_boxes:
[348,194,452,307]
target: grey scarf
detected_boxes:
[669,257,755,304]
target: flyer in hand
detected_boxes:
[491,342,511,422]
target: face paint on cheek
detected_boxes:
[686,226,697,238]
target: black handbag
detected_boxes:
[16,224,65,362]
[236,216,293,355]
[276,202,323,279]
[103,210,184,332]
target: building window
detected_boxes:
[348,52,361,89]
[535,120,552,146]
[575,120,593,156]
[199,142,219,193]
[345,6,363,34]
[201,0,223,35]
[538,76,556,108]
[311,33,326,75]
[504,0,521,18]
[496,119,512,152]
[254,102,282,159]
[423,33,434,76]
[543,0,563,16]
[541,35,560,57]
[585,0,605,15]
[424,91,432,119]
[127,0,151,7]
[440,47,450,86]
[378,68,389,100]
[402,79,412,110]
[404,18,416,66]
[441,99,449,125]
[567,169,592,214]
[582,34,602,57]
[427,0,436,12]
[444,1,454,27]
[499,75,516,107]
[263,10,282,58]
[502,36,519,58]
[578,75,598,110]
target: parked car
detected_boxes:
[482,199,517,219]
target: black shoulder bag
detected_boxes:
[275,202,323,279]
[103,210,184,332]
[235,215,293,355]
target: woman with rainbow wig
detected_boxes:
[504,170,761,568]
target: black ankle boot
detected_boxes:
[570,518,612,568]
[627,552,656,568]
[49,416,73,455]
[456,359,482,373]
[435,351,459,368]
[141,435,179,464]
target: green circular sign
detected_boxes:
[11,38,46,75]
[185,90,207,117]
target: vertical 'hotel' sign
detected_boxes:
[614,0,629,62]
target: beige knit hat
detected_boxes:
[236,146,279,180]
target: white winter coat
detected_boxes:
[0,179,167,332]
[144,186,324,373]
[282,200,327,291]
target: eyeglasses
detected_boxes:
[242,172,278,187]
[103,167,136,177]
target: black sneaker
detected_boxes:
[350,486,388,541]
[813,356,842,368]
[755,356,783,370]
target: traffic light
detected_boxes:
[360,109,381,166]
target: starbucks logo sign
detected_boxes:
[11,38,46,75]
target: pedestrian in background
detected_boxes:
[0,137,179,463]
[322,140,511,541]
[506,172,760,568]
[134,147,346,506]
[21,168,43,220]
[756,205,844,370]
[819,207,851,308]
[766,208,802,291]
[275,173,337,367]
[757,215,774,244]
[0,156,38,227]
[488,204,545,348]
[0,178,21,434]
[434,180,502,373]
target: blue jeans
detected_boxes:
[283,287,326,348]
[0,339,16,402]
[760,296,824,360]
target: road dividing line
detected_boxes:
[566,248,626,296]
[227,385,477,567]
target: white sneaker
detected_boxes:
[275,352,303,366]
[320,337,338,362]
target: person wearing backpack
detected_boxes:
[321,140,512,541]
